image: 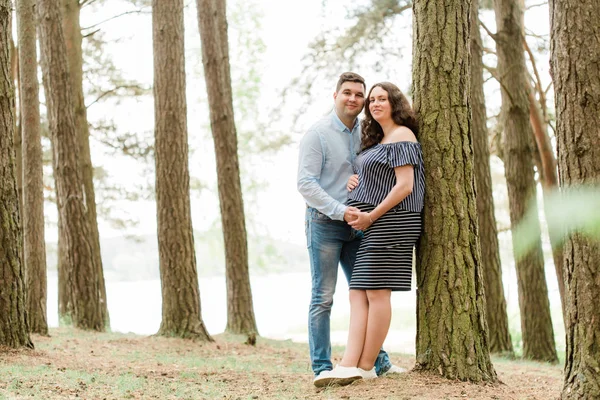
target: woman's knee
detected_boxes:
[366,289,391,303]
[349,289,368,305]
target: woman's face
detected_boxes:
[368,86,391,123]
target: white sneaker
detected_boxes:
[313,365,363,387]
[382,364,408,376]
[358,366,377,379]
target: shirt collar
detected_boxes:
[331,110,359,134]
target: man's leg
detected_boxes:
[307,209,344,376]
[339,229,361,284]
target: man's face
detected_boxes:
[334,81,365,122]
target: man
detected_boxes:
[297,72,403,387]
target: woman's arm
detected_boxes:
[348,165,414,230]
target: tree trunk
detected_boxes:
[412,0,497,382]
[9,20,23,218]
[16,0,48,335]
[196,0,258,337]
[61,0,109,329]
[0,0,33,348]
[37,0,107,331]
[525,38,567,325]
[152,0,212,340]
[550,0,600,397]
[470,0,513,356]
[494,0,558,363]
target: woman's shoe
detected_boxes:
[313,365,363,387]
[358,366,377,379]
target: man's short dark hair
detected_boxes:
[336,72,366,92]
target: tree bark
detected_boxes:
[196,0,258,336]
[61,0,109,329]
[549,0,600,397]
[494,0,558,363]
[0,0,33,348]
[9,20,23,218]
[528,89,566,323]
[16,0,49,335]
[412,0,497,382]
[37,0,107,331]
[470,0,513,356]
[152,0,212,340]
[525,38,567,325]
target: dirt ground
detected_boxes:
[0,329,563,399]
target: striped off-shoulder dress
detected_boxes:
[347,141,425,291]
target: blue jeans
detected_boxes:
[305,207,392,376]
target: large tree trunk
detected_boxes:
[196,0,258,336]
[61,0,109,329]
[412,0,497,382]
[37,0,107,331]
[0,0,33,348]
[550,0,600,397]
[493,0,558,363]
[16,0,48,335]
[152,0,212,340]
[470,0,513,356]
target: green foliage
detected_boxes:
[228,0,292,154]
[512,186,600,258]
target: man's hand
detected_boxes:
[348,209,373,231]
[347,174,359,192]
[343,206,360,222]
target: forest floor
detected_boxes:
[0,328,563,400]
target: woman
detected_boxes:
[328,82,425,383]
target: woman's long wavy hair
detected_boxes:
[361,82,419,150]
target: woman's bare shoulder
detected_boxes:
[387,126,417,143]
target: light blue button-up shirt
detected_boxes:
[297,110,361,221]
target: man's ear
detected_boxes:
[333,91,339,101]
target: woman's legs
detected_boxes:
[357,289,392,370]
[340,289,368,367]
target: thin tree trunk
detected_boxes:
[494,0,558,363]
[412,0,497,382]
[37,0,106,331]
[527,89,566,323]
[152,0,212,340]
[0,0,33,348]
[470,0,513,356]
[196,0,258,337]
[550,0,600,397]
[61,0,109,328]
[16,0,48,335]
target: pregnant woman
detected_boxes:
[327,81,425,384]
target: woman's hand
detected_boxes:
[348,209,373,231]
[347,174,359,192]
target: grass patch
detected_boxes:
[0,328,564,399]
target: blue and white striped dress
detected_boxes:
[347,141,425,291]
